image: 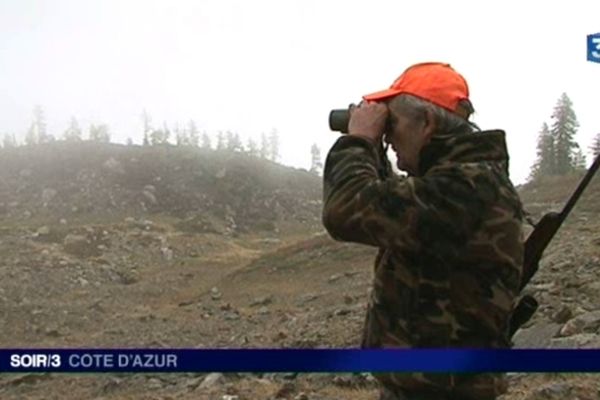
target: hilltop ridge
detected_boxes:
[0,141,323,234]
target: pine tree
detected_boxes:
[150,128,163,145]
[188,120,199,147]
[225,131,243,152]
[3,133,17,148]
[260,133,269,159]
[24,105,47,145]
[175,123,190,146]
[225,131,235,151]
[246,137,258,157]
[25,122,37,146]
[99,125,110,142]
[174,123,183,146]
[141,109,153,146]
[310,143,323,175]
[268,129,280,162]
[63,116,82,141]
[201,132,211,149]
[234,133,243,152]
[573,146,587,171]
[149,123,170,145]
[529,123,555,180]
[142,109,152,134]
[591,133,600,158]
[162,122,171,144]
[33,105,48,143]
[216,131,225,150]
[89,124,110,142]
[550,93,580,175]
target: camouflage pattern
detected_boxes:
[322,130,524,400]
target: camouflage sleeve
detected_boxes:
[322,135,485,248]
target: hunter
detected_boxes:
[322,62,524,400]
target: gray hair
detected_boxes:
[388,94,478,134]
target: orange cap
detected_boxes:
[362,62,470,117]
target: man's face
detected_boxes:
[384,106,434,176]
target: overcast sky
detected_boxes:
[1,0,599,184]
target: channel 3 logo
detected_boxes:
[588,33,600,63]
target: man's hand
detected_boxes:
[348,101,388,143]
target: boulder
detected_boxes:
[512,323,562,348]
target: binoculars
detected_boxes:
[329,106,390,135]
[328,109,351,134]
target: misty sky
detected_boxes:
[1,0,599,184]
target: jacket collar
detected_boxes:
[418,129,510,175]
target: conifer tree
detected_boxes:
[590,133,600,158]
[572,146,587,171]
[247,137,258,157]
[201,131,212,149]
[188,120,199,147]
[89,123,110,143]
[33,105,48,143]
[63,116,82,141]
[225,131,243,152]
[162,122,171,144]
[150,129,162,145]
[310,143,323,175]
[268,128,280,162]
[25,105,48,145]
[3,133,17,148]
[550,93,580,174]
[25,122,37,146]
[216,131,225,150]
[529,123,555,180]
[142,109,152,146]
[174,123,184,146]
[260,132,269,159]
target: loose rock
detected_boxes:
[199,373,225,389]
[250,295,274,307]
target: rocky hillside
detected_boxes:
[0,142,322,234]
[517,171,600,217]
[511,172,600,350]
[0,145,599,400]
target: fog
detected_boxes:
[1,0,599,184]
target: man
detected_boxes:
[322,62,524,400]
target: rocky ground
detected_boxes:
[0,143,599,399]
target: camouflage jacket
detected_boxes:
[322,130,524,398]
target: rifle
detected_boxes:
[509,152,600,338]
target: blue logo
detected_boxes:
[588,33,600,63]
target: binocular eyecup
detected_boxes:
[328,109,350,134]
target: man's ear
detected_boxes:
[422,109,436,142]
